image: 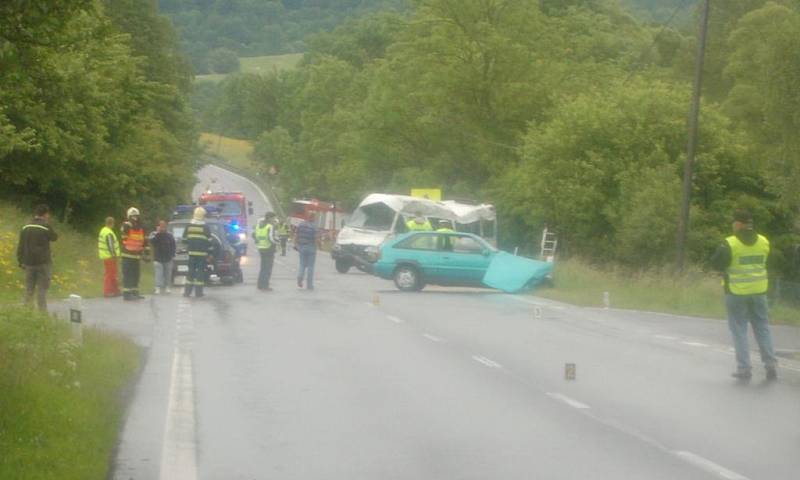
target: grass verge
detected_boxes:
[537,257,799,326]
[0,306,140,479]
[0,202,155,304]
[195,53,303,83]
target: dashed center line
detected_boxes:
[654,334,679,341]
[682,341,710,348]
[673,451,750,480]
[385,315,404,324]
[472,355,502,369]
[546,392,591,409]
[422,333,443,343]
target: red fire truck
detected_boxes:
[198,191,254,245]
[289,198,348,243]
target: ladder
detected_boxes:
[540,227,558,263]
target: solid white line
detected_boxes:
[472,355,502,369]
[422,333,443,343]
[386,315,404,324]
[673,451,750,480]
[159,302,197,480]
[682,341,710,348]
[653,334,679,341]
[506,295,567,310]
[546,392,591,409]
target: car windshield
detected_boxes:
[347,202,396,231]
[203,200,242,216]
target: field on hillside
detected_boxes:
[198,133,255,172]
[195,53,303,83]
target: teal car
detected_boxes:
[373,232,494,291]
[372,232,553,292]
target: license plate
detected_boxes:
[177,265,188,272]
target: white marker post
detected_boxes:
[68,294,83,344]
[603,291,611,309]
[534,306,542,319]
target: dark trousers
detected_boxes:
[24,263,51,310]
[121,257,141,298]
[280,237,288,256]
[184,255,207,297]
[258,248,275,289]
[298,245,316,289]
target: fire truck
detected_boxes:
[198,191,254,251]
[289,198,348,245]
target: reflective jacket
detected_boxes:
[406,219,433,231]
[725,234,769,295]
[120,222,146,259]
[182,221,213,257]
[98,226,118,260]
[255,222,275,250]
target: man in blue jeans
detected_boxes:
[296,212,318,290]
[711,209,777,381]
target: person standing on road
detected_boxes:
[120,207,147,301]
[98,216,121,298]
[150,220,176,295]
[254,212,278,291]
[296,212,319,290]
[278,219,290,257]
[711,209,778,381]
[183,207,213,298]
[17,204,58,310]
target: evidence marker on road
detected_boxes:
[565,363,576,381]
[372,294,381,306]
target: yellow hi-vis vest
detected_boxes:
[725,234,769,295]
[255,223,273,250]
[406,219,433,231]
[98,226,118,260]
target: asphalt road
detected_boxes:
[81,165,800,480]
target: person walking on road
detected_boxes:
[254,212,278,291]
[711,209,778,381]
[278,219,290,256]
[98,216,121,297]
[183,207,213,298]
[150,220,176,294]
[296,212,319,290]
[17,204,58,310]
[120,207,147,301]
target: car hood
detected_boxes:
[336,226,390,247]
[482,252,553,294]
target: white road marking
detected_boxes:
[682,341,709,348]
[422,333,443,343]
[673,451,751,480]
[506,295,567,310]
[159,300,198,480]
[654,334,679,341]
[386,315,404,324]
[472,355,502,369]
[546,392,591,409]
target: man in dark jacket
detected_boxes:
[17,204,58,310]
[711,209,777,381]
[150,220,176,294]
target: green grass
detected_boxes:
[198,132,255,172]
[195,53,303,83]
[0,202,155,304]
[0,306,140,479]
[537,257,800,326]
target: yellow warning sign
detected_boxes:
[410,188,442,201]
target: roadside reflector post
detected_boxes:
[534,306,542,319]
[565,363,576,381]
[68,294,83,344]
[603,291,610,309]
[372,294,380,306]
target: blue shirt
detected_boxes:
[296,220,317,248]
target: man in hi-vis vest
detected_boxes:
[98,216,121,297]
[711,209,777,381]
[253,212,278,291]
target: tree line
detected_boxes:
[0,0,196,227]
[196,0,800,275]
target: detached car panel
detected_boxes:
[482,251,553,293]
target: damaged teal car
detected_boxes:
[372,232,553,293]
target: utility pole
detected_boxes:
[676,0,711,272]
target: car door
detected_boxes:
[391,233,445,281]
[438,234,492,284]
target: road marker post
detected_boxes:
[565,363,576,381]
[603,291,610,309]
[533,306,542,319]
[68,294,83,344]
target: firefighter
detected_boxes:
[182,207,213,298]
[98,216,121,297]
[120,207,147,301]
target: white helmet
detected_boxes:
[127,207,140,218]
[193,207,207,220]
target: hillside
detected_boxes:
[195,53,303,83]
[159,0,407,73]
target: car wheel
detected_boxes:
[335,259,352,274]
[234,266,244,283]
[393,265,422,292]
